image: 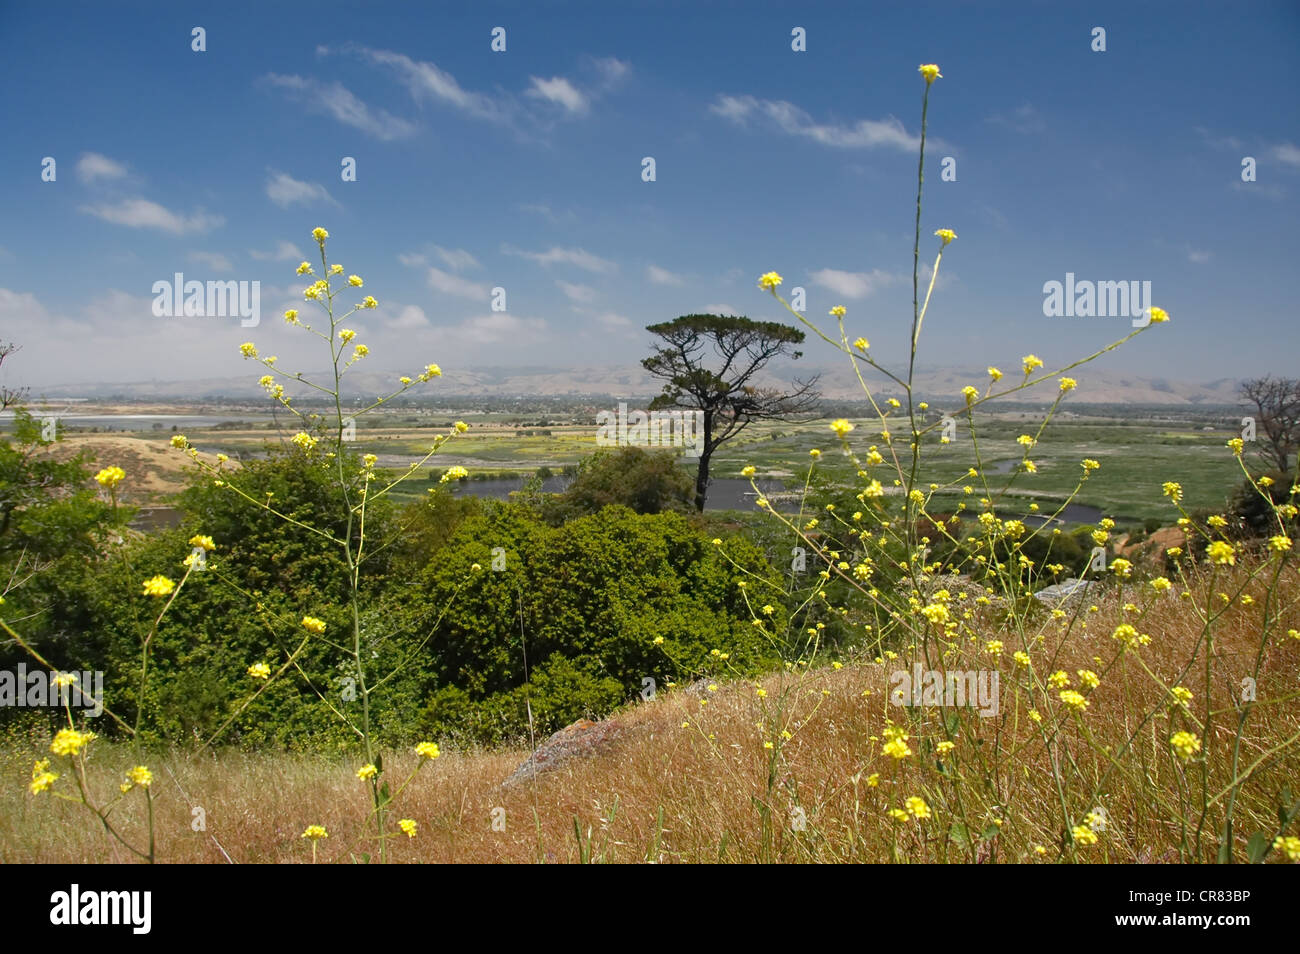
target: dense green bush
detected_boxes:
[398,503,783,744]
[541,446,694,523]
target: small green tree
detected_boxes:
[545,445,694,523]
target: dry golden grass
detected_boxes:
[3,562,1297,864]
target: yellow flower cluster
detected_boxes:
[94,466,126,488]
[1170,731,1201,761]
[29,759,58,794]
[415,741,441,760]
[141,575,175,598]
[50,728,96,757]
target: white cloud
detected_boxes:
[76,153,128,183]
[250,241,305,262]
[187,251,234,272]
[79,198,224,234]
[266,171,335,209]
[594,312,632,329]
[1187,248,1212,264]
[810,268,898,299]
[526,76,588,114]
[701,303,741,317]
[592,57,630,85]
[503,244,617,273]
[436,312,548,347]
[350,47,510,123]
[520,203,576,224]
[1194,126,1243,151]
[374,302,430,329]
[1272,142,1300,168]
[264,73,417,140]
[427,266,489,300]
[646,264,684,286]
[557,280,597,303]
[710,95,920,151]
[433,246,480,270]
[986,104,1045,135]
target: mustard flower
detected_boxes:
[905,796,931,820]
[94,466,125,488]
[141,575,175,598]
[1170,731,1201,762]
[1072,825,1099,846]
[50,729,95,757]
[1206,541,1236,565]
[301,616,327,634]
[356,764,378,781]
[302,825,328,840]
[918,63,942,83]
[757,271,783,290]
[126,765,153,788]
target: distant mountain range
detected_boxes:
[29,363,1246,407]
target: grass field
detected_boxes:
[19,403,1254,526]
[4,559,1296,863]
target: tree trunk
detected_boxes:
[693,419,713,512]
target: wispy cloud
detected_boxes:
[1194,126,1244,151]
[1272,142,1300,168]
[986,103,1045,135]
[710,95,921,151]
[809,267,898,299]
[1187,248,1212,264]
[79,198,223,234]
[250,241,305,262]
[594,311,632,328]
[436,311,548,347]
[426,266,489,300]
[646,264,684,286]
[503,244,617,273]
[344,47,512,123]
[526,76,587,114]
[433,246,479,270]
[266,171,335,209]
[187,251,234,272]
[76,153,128,184]
[557,280,597,302]
[520,203,576,224]
[263,73,417,140]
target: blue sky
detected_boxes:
[1,0,1297,391]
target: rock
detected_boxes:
[1032,577,1099,604]
[502,717,632,788]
